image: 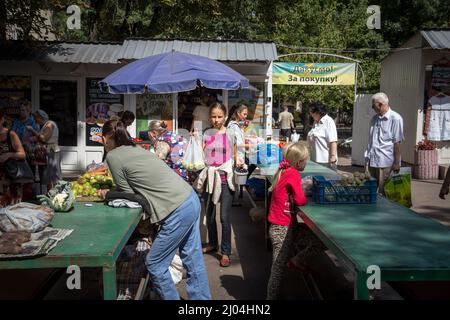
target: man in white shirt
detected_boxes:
[364,92,404,195]
[278,105,294,140]
[191,94,212,134]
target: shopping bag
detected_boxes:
[182,137,206,172]
[384,167,412,207]
[291,131,300,143]
[169,254,184,285]
[0,202,54,233]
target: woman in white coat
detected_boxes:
[307,102,338,168]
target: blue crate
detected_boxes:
[255,143,282,167]
[313,175,378,204]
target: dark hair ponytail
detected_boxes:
[102,120,136,148]
[225,104,237,127]
[225,103,248,127]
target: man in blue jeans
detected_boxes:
[102,122,211,300]
[145,191,211,300]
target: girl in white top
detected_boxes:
[307,102,338,167]
[226,104,250,206]
[226,104,249,167]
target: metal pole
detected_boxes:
[277,52,361,64]
[266,61,273,138]
[172,92,178,134]
[354,63,359,102]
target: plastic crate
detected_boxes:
[255,143,283,167]
[312,175,377,204]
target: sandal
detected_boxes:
[220,255,231,267]
[202,245,217,254]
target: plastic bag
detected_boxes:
[384,167,412,207]
[37,181,75,212]
[291,131,300,143]
[87,161,109,175]
[0,202,54,233]
[182,137,205,172]
[169,253,184,285]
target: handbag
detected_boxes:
[4,131,34,183]
[5,159,34,183]
[33,143,48,166]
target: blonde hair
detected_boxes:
[269,141,310,192]
[148,120,166,135]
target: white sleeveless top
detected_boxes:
[41,120,59,151]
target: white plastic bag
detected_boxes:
[291,131,300,143]
[182,137,206,172]
[169,253,184,285]
[0,202,54,233]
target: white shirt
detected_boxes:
[227,120,245,165]
[41,120,60,152]
[307,114,338,163]
[192,104,210,133]
[428,95,450,141]
[365,108,404,168]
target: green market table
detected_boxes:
[263,162,450,300]
[0,203,142,300]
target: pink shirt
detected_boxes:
[204,132,232,183]
[268,167,308,226]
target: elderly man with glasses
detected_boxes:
[364,92,404,195]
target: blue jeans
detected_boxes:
[145,191,211,300]
[204,183,234,255]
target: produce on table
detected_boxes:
[37,181,75,212]
[313,172,376,204]
[71,164,115,199]
[339,171,372,187]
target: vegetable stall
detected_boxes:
[263,161,450,300]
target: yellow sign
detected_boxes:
[273,63,356,86]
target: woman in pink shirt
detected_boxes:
[266,142,309,300]
[197,102,235,268]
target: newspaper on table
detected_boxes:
[0,227,73,259]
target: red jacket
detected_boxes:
[268,167,308,226]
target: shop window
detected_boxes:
[39,80,77,146]
[178,88,223,132]
[0,76,31,128]
[423,60,450,141]
[136,93,174,138]
[86,78,123,146]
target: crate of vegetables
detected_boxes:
[313,172,377,204]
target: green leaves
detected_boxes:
[4,0,450,122]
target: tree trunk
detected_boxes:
[118,0,131,40]
[89,0,106,41]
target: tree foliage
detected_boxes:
[2,0,450,119]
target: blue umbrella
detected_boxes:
[100,50,249,94]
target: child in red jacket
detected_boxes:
[266,142,309,300]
